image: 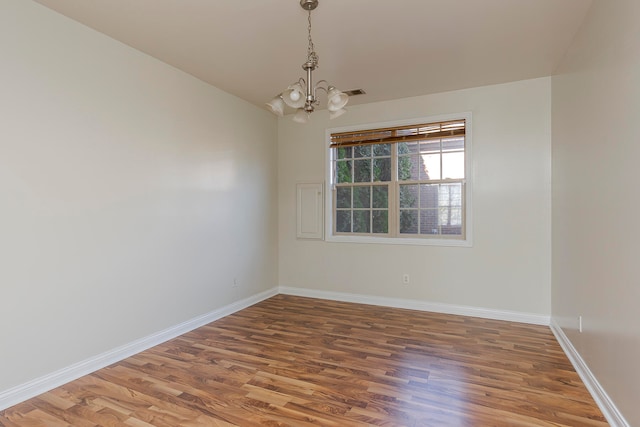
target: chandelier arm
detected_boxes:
[314,80,329,92]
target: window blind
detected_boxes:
[330,119,465,148]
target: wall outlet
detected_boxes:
[233,278,238,288]
[402,274,410,284]
[579,315,583,333]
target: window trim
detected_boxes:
[325,112,473,247]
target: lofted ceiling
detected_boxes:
[32,0,593,111]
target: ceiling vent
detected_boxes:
[343,89,366,97]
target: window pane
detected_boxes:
[372,210,388,234]
[422,153,441,180]
[439,183,463,207]
[353,186,371,209]
[398,156,412,181]
[420,210,439,235]
[373,157,391,182]
[399,210,418,234]
[336,210,351,232]
[442,225,462,235]
[398,155,421,181]
[397,141,418,155]
[337,160,352,183]
[354,159,371,182]
[372,186,389,209]
[420,184,439,209]
[336,186,351,208]
[337,146,352,159]
[399,184,418,208]
[353,211,370,233]
[373,144,391,157]
[442,152,465,179]
[442,137,464,152]
[440,207,463,229]
[420,140,440,154]
[354,145,371,158]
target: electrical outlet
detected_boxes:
[402,274,410,284]
[233,278,238,288]
[579,315,583,333]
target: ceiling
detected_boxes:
[33,0,593,112]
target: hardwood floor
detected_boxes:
[0,295,607,426]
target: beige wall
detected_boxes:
[0,0,277,392]
[278,78,552,316]
[552,1,640,425]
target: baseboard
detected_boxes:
[279,286,550,325]
[550,320,630,427]
[0,287,279,412]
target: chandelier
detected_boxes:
[266,0,349,123]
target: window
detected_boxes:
[327,114,471,246]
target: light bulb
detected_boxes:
[282,83,306,108]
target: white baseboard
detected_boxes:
[279,286,550,325]
[0,287,279,412]
[550,320,630,427]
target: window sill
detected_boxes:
[325,234,472,247]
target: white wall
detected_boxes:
[0,0,277,393]
[552,1,640,425]
[278,78,551,316]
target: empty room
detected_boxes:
[0,0,638,426]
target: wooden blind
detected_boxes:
[330,119,465,148]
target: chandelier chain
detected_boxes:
[307,9,318,65]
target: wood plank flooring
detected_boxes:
[0,295,607,426]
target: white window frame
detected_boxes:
[325,112,473,247]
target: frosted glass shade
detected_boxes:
[283,83,306,108]
[327,87,348,112]
[293,108,310,123]
[266,96,285,117]
[329,108,347,120]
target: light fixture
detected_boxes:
[265,96,285,117]
[266,0,349,123]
